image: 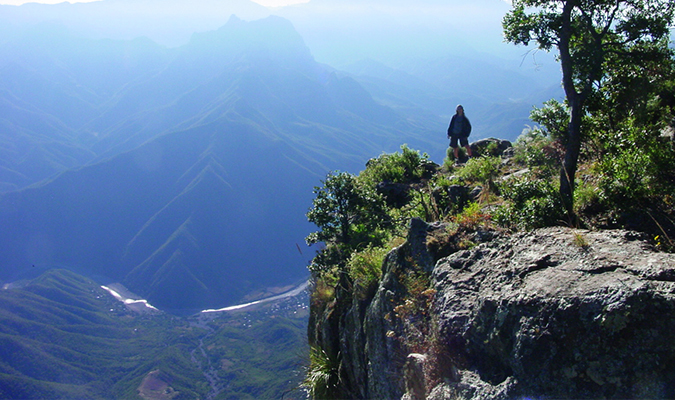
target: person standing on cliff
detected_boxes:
[447,104,473,161]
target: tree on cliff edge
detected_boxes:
[503,0,675,217]
[306,171,388,272]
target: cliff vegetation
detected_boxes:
[303,70,675,398]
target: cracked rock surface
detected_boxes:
[432,227,675,399]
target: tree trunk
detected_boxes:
[560,95,583,219]
[558,0,583,221]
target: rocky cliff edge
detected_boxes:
[310,219,675,399]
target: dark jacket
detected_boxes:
[447,114,472,138]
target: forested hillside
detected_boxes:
[0,269,308,399]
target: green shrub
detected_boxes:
[306,171,390,274]
[443,146,466,167]
[302,346,341,400]
[595,131,675,207]
[360,145,430,186]
[307,244,345,275]
[529,99,570,142]
[428,174,467,218]
[513,128,564,178]
[443,147,454,170]
[456,156,502,195]
[573,179,601,214]
[495,178,566,230]
[485,141,499,156]
[310,275,337,307]
[348,246,387,299]
[453,202,491,232]
[432,173,461,189]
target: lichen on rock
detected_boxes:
[308,220,675,399]
[431,227,675,399]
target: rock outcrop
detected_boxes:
[432,227,675,399]
[309,219,675,399]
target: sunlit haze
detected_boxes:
[0,0,98,4]
[0,0,309,5]
[253,0,309,6]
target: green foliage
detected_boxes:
[348,246,387,299]
[432,173,462,190]
[495,178,566,230]
[572,231,590,249]
[584,94,675,206]
[529,99,570,143]
[484,141,499,156]
[573,179,601,214]
[597,147,652,205]
[425,174,466,218]
[513,128,565,178]
[359,144,430,186]
[456,156,501,189]
[443,147,458,170]
[587,37,675,130]
[307,148,433,275]
[583,46,675,208]
[306,171,389,255]
[503,0,674,90]
[310,275,337,307]
[302,346,341,400]
[401,189,437,222]
[596,143,675,207]
[0,269,309,400]
[444,146,471,168]
[308,243,345,275]
[503,0,675,213]
[199,313,308,400]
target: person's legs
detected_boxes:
[460,137,471,158]
[450,135,459,159]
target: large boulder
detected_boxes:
[469,138,512,158]
[430,227,675,399]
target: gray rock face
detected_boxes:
[308,218,441,399]
[308,223,675,399]
[432,227,675,399]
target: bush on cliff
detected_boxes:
[302,346,341,400]
[306,146,433,276]
[306,171,389,274]
[359,144,431,187]
[304,126,675,397]
[495,177,567,230]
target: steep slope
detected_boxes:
[0,16,443,311]
[309,219,675,399]
[339,56,563,144]
[0,115,322,311]
[272,0,563,147]
[0,25,172,128]
[0,27,173,192]
[86,15,425,163]
[0,89,95,193]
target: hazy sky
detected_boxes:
[0,0,309,6]
[0,0,95,4]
